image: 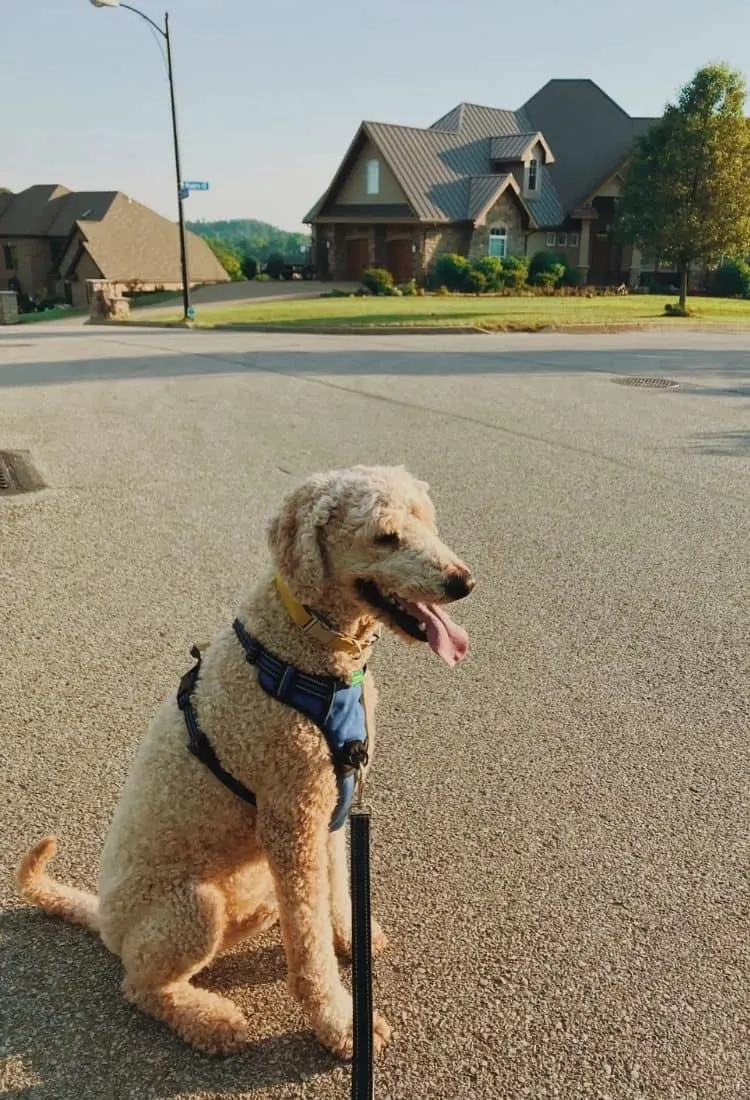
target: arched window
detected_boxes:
[527,157,539,192]
[366,159,380,196]
[488,226,508,258]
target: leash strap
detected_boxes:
[350,790,374,1100]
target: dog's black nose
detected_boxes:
[443,571,475,600]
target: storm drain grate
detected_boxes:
[0,450,46,496]
[613,375,679,390]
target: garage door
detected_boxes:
[346,238,370,280]
[386,239,413,285]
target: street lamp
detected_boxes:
[89,0,192,322]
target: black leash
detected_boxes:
[350,777,374,1100]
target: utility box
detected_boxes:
[0,290,19,324]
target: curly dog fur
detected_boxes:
[17,464,473,1059]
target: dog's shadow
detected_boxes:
[0,909,340,1099]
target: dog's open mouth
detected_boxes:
[356,579,469,666]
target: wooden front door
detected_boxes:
[386,238,413,284]
[345,237,370,280]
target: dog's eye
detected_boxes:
[375,531,401,548]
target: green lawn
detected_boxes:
[138,292,750,330]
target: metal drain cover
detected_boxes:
[613,376,679,390]
[0,450,46,496]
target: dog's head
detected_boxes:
[268,465,474,665]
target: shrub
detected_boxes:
[361,268,395,295]
[254,272,272,282]
[464,269,487,295]
[501,254,530,289]
[399,278,419,296]
[529,249,569,287]
[664,302,694,317]
[435,284,451,296]
[534,268,565,290]
[472,256,504,291]
[432,253,471,291]
[709,258,750,298]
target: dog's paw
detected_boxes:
[200,1007,250,1056]
[315,1008,392,1060]
[334,919,388,961]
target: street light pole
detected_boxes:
[89,1,191,322]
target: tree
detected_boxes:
[617,63,750,310]
[203,235,243,281]
[187,218,310,264]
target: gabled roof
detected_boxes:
[467,174,535,225]
[306,79,656,230]
[0,185,120,238]
[306,114,548,226]
[490,132,554,164]
[61,193,228,284]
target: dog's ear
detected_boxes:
[267,478,336,605]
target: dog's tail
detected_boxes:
[17,836,100,933]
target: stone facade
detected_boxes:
[469,194,525,261]
[421,225,472,283]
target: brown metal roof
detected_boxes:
[305,80,656,231]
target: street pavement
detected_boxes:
[0,325,748,1100]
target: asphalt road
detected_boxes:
[0,325,748,1100]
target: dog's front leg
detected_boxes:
[328,827,388,960]
[260,811,391,1060]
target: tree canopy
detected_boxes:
[618,63,750,308]
[188,219,310,264]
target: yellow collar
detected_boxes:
[274,574,375,658]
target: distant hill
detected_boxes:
[187,218,310,262]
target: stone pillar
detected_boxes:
[629,245,642,288]
[576,221,591,283]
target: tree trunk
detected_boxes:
[679,265,689,311]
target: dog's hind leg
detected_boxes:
[118,881,248,1055]
[261,814,391,1060]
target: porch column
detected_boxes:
[629,245,642,288]
[577,220,591,283]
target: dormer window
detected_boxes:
[366,159,380,196]
[527,157,539,193]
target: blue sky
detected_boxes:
[4,0,750,231]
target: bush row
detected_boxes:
[359,249,581,297]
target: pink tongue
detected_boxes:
[406,602,469,666]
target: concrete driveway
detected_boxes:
[133,280,359,316]
[0,327,747,1100]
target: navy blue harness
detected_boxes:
[176,619,369,831]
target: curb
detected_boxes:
[97,319,750,337]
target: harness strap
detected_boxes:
[177,646,257,807]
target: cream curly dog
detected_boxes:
[17,464,474,1059]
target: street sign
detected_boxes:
[179,187,189,200]
[182,181,209,191]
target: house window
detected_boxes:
[3,244,17,270]
[527,158,539,193]
[569,232,580,248]
[557,233,568,247]
[366,159,380,196]
[488,226,508,258]
[545,232,556,247]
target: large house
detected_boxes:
[304,79,659,287]
[0,185,229,308]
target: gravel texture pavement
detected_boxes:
[0,325,748,1100]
